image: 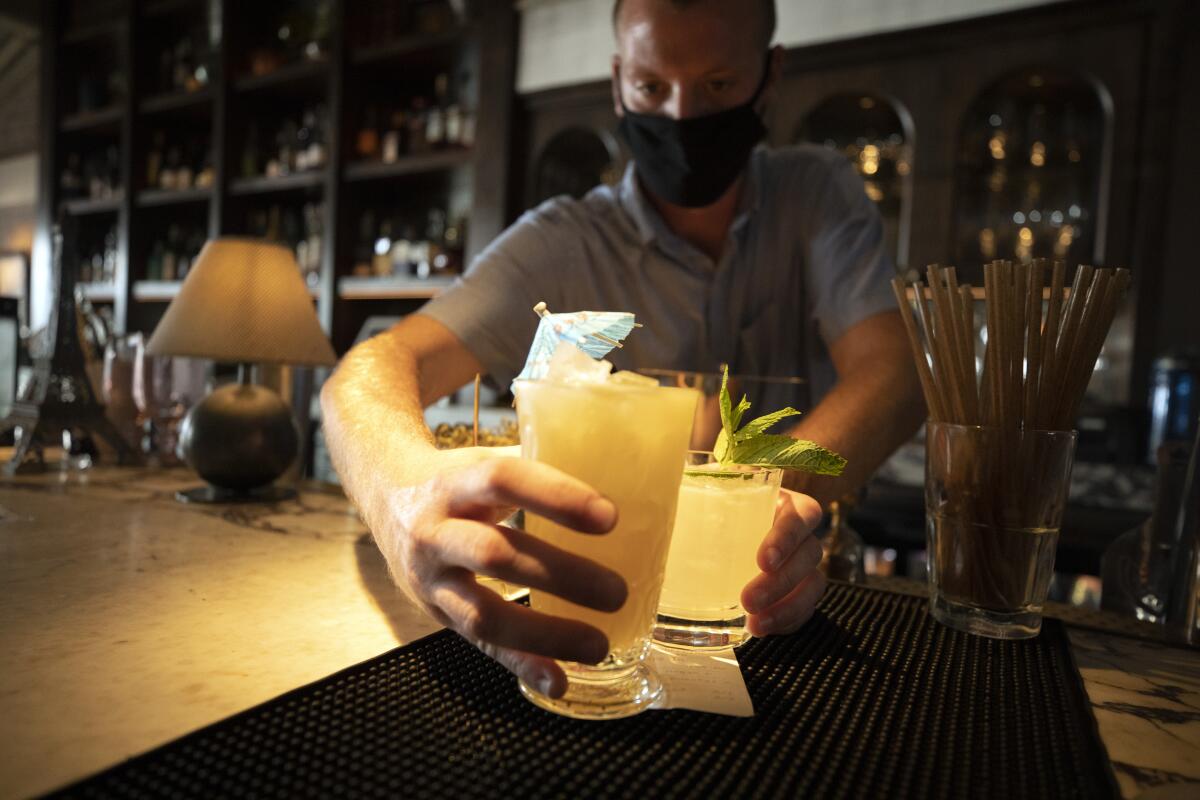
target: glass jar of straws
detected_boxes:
[893,260,1130,638]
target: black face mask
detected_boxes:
[617,55,770,208]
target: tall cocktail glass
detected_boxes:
[655,452,783,649]
[515,377,698,719]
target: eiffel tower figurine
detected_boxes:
[0,219,141,474]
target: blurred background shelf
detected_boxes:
[136,187,212,207]
[337,276,455,300]
[62,195,123,216]
[343,150,472,182]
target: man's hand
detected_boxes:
[740,489,827,636]
[374,449,627,699]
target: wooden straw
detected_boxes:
[942,269,978,424]
[927,266,968,423]
[1022,260,1045,430]
[913,279,955,421]
[1036,261,1066,430]
[891,277,946,423]
[472,373,481,446]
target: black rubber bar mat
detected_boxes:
[49,583,1118,799]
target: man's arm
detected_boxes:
[783,309,926,508]
[320,314,627,698]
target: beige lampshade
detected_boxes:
[147,238,336,366]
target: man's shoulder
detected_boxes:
[513,183,627,239]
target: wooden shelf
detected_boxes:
[343,150,473,182]
[63,194,123,216]
[352,28,468,66]
[143,0,204,17]
[139,87,213,115]
[136,186,213,208]
[229,171,326,196]
[132,281,182,302]
[133,280,319,302]
[234,59,330,94]
[60,106,124,133]
[338,275,456,300]
[79,283,117,302]
[61,21,126,45]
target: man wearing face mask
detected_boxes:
[321,0,924,699]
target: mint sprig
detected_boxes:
[713,366,847,476]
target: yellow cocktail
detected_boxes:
[516,376,698,719]
[656,452,783,648]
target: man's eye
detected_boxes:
[637,83,660,96]
[708,79,730,92]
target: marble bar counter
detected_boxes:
[1,466,1198,799]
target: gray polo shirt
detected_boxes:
[419,144,896,412]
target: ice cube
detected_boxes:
[544,343,613,384]
[608,370,659,388]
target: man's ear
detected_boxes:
[611,55,625,118]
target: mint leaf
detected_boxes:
[736,407,803,441]
[728,435,847,476]
[713,365,846,476]
[716,367,750,464]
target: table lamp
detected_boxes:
[147,238,337,503]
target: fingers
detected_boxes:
[433,518,627,612]
[745,570,827,637]
[757,489,823,572]
[447,458,617,534]
[742,532,824,614]
[431,568,610,667]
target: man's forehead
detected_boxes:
[616,2,760,71]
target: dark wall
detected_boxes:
[1156,11,1200,357]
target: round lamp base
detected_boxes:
[176,484,298,504]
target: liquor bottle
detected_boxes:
[442,215,466,274]
[357,107,381,160]
[102,229,117,283]
[372,220,394,277]
[819,498,867,583]
[305,106,327,170]
[353,211,375,276]
[195,145,215,189]
[174,36,194,92]
[408,225,431,279]
[381,110,404,163]
[176,142,194,190]
[242,123,260,178]
[1101,443,1191,622]
[1166,426,1200,644]
[296,109,313,171]
[408,97,429,154]
[61,153,84,199]
[146,131,165,188]
[147,239,164,281]
[426,74,449,150]
[160,146,180,190]
[426,208,448,275]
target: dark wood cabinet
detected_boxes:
[37,0,517,355]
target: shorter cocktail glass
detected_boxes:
[654,451,783,649]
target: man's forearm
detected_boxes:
[784,356,925,509]
[319,331,441,533]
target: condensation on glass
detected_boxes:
[795,93,914,274]
[532,127,622,205]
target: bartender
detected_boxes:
[321,0,924,699]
